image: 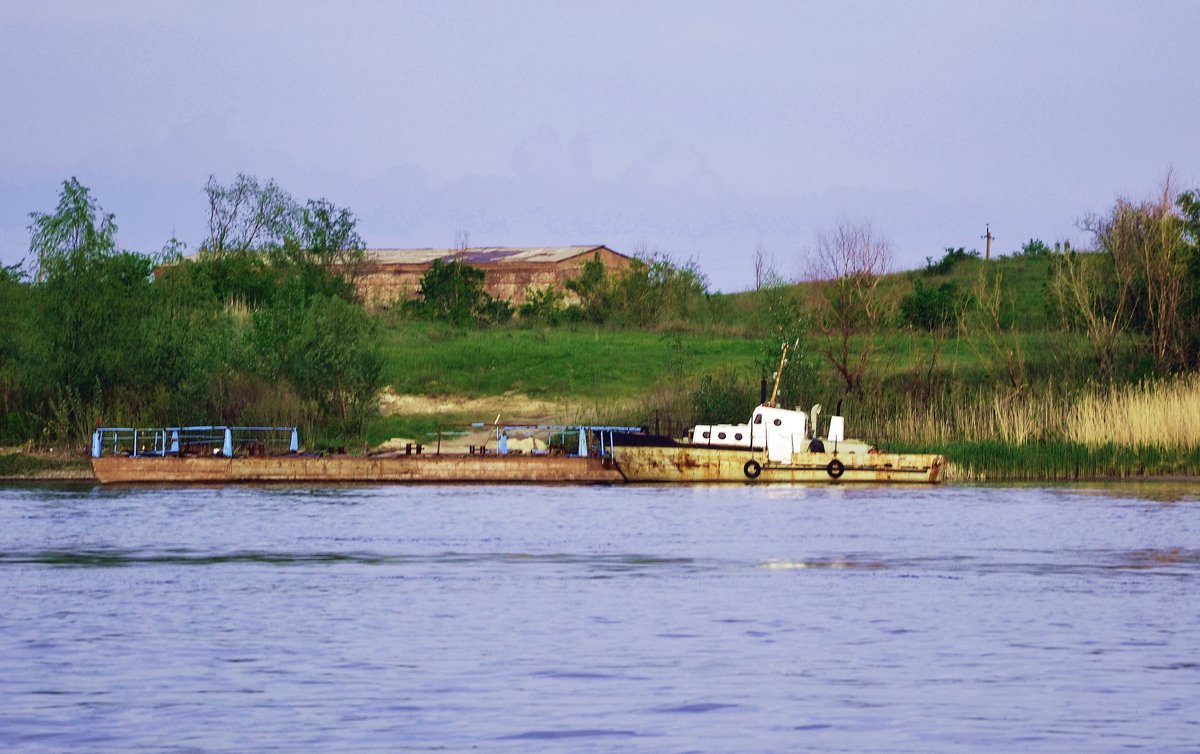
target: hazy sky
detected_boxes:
[2,0,1196,290]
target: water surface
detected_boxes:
[1,482,1197,752]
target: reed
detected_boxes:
[861,384,1074,446]
[1066,374,1200,448]
[880,375,1200,480]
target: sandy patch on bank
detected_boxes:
[376,387,600,453]
[377,386,574,425]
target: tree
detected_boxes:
[0,267,35,441]
[252,291,383,436]
[293,198,366,272]
[805,221,892,398]
[1068,179,1196,372]
[565,250,710,326]
[1049,248,1130,378]
[203,173,300,254]
[565,252,613,321]
[405,259,511,325]
[28,177,116,282]
[753,243,780,290]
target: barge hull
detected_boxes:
[611,446,945,484]
[92,454,624,484]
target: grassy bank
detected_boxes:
[0,452,93,480]
[892,441,1200,482]
[378,322,764,399]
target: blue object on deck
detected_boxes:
[170,430,180,454]
[499,433,509,454]
[91,431,101,459]
[289,429,299,453]
[222,429,233,458]
[577,427,587,456]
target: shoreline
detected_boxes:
[6,449,1200,485]
[5,463,1200,486]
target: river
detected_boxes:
[1,482,1197,752]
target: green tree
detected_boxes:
[203,173,300,254]
[405,259,511,325]
[565,251,710,327]
[564,253,613,321]
[0,269,36,441]
[252,290,383,436]
[1075,182,1196,372]
[28,177,117,282]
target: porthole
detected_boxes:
[718,432,727,440]
[702,431,710,439]
[734,433,743,441]
[773,418,782,426]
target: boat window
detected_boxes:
[702,431,710,439]
[753,415,762,424]
[734,433,743,441]
[773,418,782,426]
[718,432,727,440]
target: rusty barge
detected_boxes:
[91,409,944,486]
[90,425,631,485]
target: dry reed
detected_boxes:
[868,375,1200,451]
[1066,374,1200,449]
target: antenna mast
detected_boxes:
[982,224,995,260]
[766,342,790,407]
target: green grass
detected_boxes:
[377,320,1094,406]
[0,452,91,478]
[379,322,763,399]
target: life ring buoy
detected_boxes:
[743,460,762,479]
[827,458,845,479]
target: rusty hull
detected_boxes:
[92,453,624,485]
[611,446,946,484]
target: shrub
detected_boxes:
[899,279,969,331]
[565,251,710,327]
[404,259,511,326]
[1021,238,1052,256]
[517,285,566,323]
[923,247,980,276]
[692,370,757,425]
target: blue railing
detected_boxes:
[488,425,643,458]
[92,426,299,459]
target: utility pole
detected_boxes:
[982,224,995,260]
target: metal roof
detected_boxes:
[366,245,616,266]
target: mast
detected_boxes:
[766,342,790,407]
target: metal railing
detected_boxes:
[92,426,299,459]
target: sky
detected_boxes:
[2,0,1197,291]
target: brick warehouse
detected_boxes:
[354,245,633,308]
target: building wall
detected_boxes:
[355,248,632,308]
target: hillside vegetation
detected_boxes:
[3,175,1199,479]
